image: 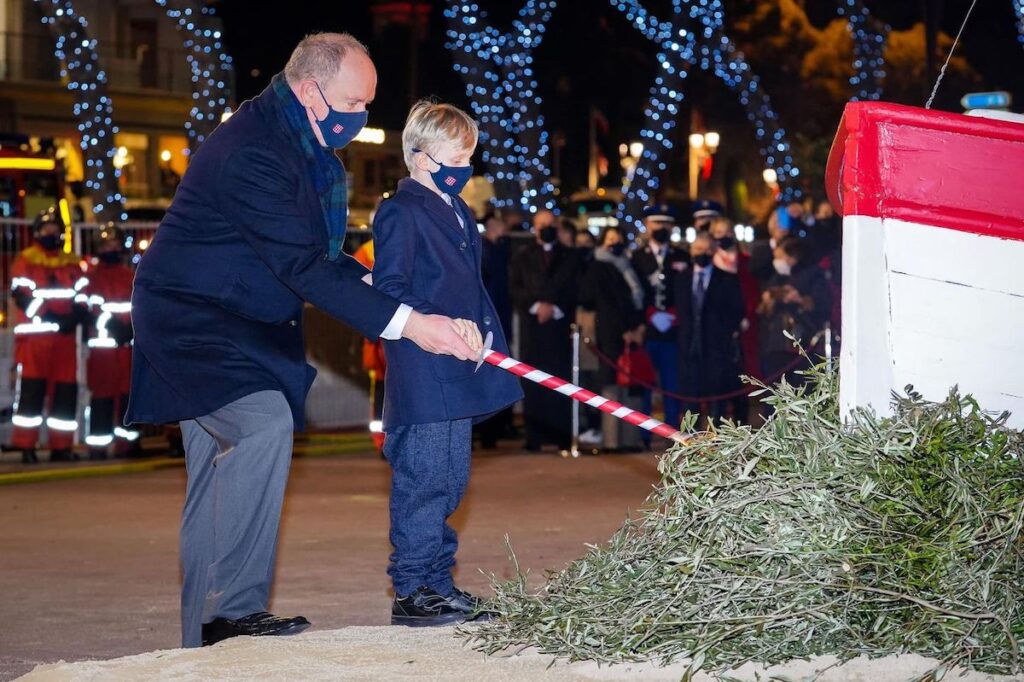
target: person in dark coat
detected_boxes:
[757,236,832,387]
[675,232,745,423]
[580,227,647,447]
[480,212,513,342]
[125,34,476,648]
[509,209,579,451]
[476,212,516,448]
[580,227,646,385]
[630,204,689,430]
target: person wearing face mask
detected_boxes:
[756,236,832,391]
[673,232,744,425]
[510,209,579,452]
[82,224,139,460]
[579,227,647,449]
[710,216,761,422]
[750,201,795,285]
[372,100,522,626]
[9,206,89,464]
[630,204,689,434]
[125,34,482,649]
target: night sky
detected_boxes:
[217,0,1024,193]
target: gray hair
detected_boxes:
[284,33,369,87]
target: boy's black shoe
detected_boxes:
[445,587,498,622]
[392,586,466,627]
[201,611,311,646]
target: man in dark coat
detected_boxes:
[126,34,476,648]
[509,209,579,451]
[630,204,689,430]
[675,232,745,423]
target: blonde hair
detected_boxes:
[402,99,478,172]
[284,33,368,87]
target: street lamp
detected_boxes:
[689,131,720,199]
[763,168,780,200]
[620,141,644,188]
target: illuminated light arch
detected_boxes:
[153,0,233,153]
[1015,0,1024,48]
[837,0,889,102]
[33,0,125,221]
[612,0,799,233]
[445,1,557,214]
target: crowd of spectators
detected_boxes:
[480,198,842,452]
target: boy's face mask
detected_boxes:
[311,82,367,149]
[415,148,473,196]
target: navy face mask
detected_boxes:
[415,148,473,196]
[312,82,367,149]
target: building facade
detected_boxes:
[0,0,230,215]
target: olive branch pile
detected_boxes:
[469,365,1024,679]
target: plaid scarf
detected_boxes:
[270,73,347,260]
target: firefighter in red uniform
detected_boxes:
[10,207,89,463]
[83,224,139,459]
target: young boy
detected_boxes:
[372,100,523,626]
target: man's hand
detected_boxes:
[401,310,477,361]
[535,301,555,324]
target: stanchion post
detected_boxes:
[824,322,833,372]
[570,323,581,458]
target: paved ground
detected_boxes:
[0,442,661,680]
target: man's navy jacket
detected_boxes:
[125,80,401,429]
[372,178,522,428]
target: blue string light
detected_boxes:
[837,0,888,101]
[153,0,233,152]
[611,0,800,233]
[445,1,558,214]
[33,0,125,221]
[1014,0,1024,48]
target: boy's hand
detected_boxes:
[453,319,483,354]
[401,311,477,361]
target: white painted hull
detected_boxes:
[840,216,1024,427]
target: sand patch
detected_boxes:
[19,625,1022,681]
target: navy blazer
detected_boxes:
[372,178,522,428]
[125,80,401,428]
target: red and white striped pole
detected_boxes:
[478,337,687,445]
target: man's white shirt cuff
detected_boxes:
[381,303,413,340]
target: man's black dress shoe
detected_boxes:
[392,586,466,627]
[445,587,498,622]
[201,611,311,646]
